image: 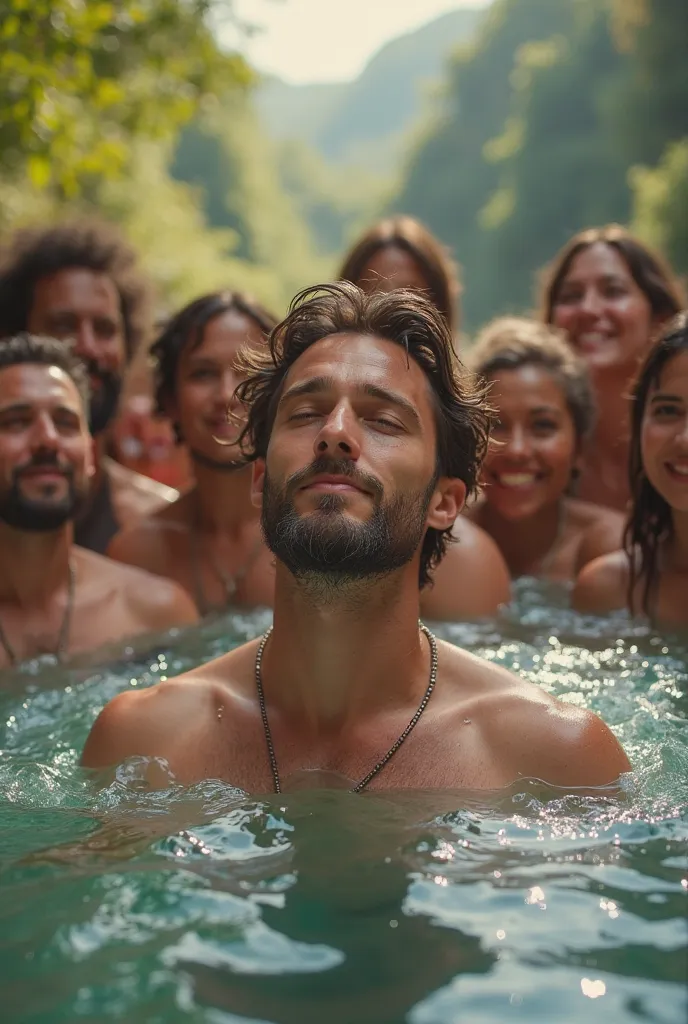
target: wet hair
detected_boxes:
[0,220,151,360]
[151,291,278,434]
[0,333,90,412]
[539,224,685,325]
[338,216,461,335]
[625,311,688,616]
[470,317,595,444]
[236,281,491,588]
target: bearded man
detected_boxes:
[82,283,629,792]
[0,335,196,669]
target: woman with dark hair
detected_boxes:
[574,313,688,625]
[338,215,461,336]
[540,224,685,511]
[108,291,278,613]
[467,317,624,581]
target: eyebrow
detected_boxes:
[650,392,683,403]
[529,405,561,414]
[279,375,422,427]
[0,401,79,416]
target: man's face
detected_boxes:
[253,333,465,583]
[27,268,126,435]
[0,364,94,531]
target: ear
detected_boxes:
[251,458,266,510]
[425,476,466,532]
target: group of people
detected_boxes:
[0,212,685,794]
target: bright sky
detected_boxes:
[224,0,491,84]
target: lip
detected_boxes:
[301,474,368,494]
[18,469,69,482]
[665,462,688,481]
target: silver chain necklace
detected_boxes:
[0,560,76,667]
[254,621,439,794]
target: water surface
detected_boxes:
[1,583,686,1023]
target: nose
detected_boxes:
[218,369,239,404]
[503,424,532,459]
[314,401,361,461]
[577,288,605,319]
[31,412,60,449]
[72,320,99,361]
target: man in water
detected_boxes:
[0,221,177,552]
[83,284,630,791]
[0,335,197,669]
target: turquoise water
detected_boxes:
[1,582,686,1023]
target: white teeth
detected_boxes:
[578,332,609,344]
[498,473,537,486]
[669,463,688,476]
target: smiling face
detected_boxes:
[172,310,265,467]
[27,268,126,434]
[641,350,688,513]
[482,364,578,521]
[357,246,430,296]
[551,243,655,376]
[253,333,464,581]
[0,363,94,531]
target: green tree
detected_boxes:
[631,139,688,278]
[0,0,249,194]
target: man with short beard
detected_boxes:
[83,284,630,791]
[0,221,177,553]
[0,336,197,669]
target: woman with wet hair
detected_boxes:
[574,313,688,626]
[338,215,461,336]
[467,317,624,582]
[108,290,278,614]
[540,224,685,511]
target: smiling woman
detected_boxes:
[574,312,688,625]
[467,317,624,582]
[540,224,685,511]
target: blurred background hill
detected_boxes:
[0,0,685,329]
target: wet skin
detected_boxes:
[574,350,688,625]
[108,311,274,611]
[84,332,630,791]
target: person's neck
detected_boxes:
[192,462,258,535]
[588,365,634,454]
[480,499,562,574]
[0,525,73,607]
[261,564,428,736]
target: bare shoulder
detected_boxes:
[439,641,630,787]
[105,457,178,523]
[81,642,257,770]
[76,548,199,626]
[421,517,511,621]
[107,495,190,569]
[569,500,625,572]
[572,550,629,613]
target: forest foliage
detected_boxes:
[391,0,688,330]
[0,1,685,330]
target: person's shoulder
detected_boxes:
[104,457,178,520]
[440,643,630,787]
[572,549,629,613]
[569,500,625,572]
[81,644,256,771]
[81,672,213,771]
[76,547,199,626]
[107,497,189,566]
[421,517,511,621]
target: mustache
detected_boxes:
[83,359,120,386]
[285,456,384,501]
[13,451,74,481]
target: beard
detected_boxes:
[85,360,122,436]
[262,456,437,585]
[0,456,88,532]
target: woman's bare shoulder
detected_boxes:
[572,550,629,613]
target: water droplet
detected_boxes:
[463,718,472,725]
